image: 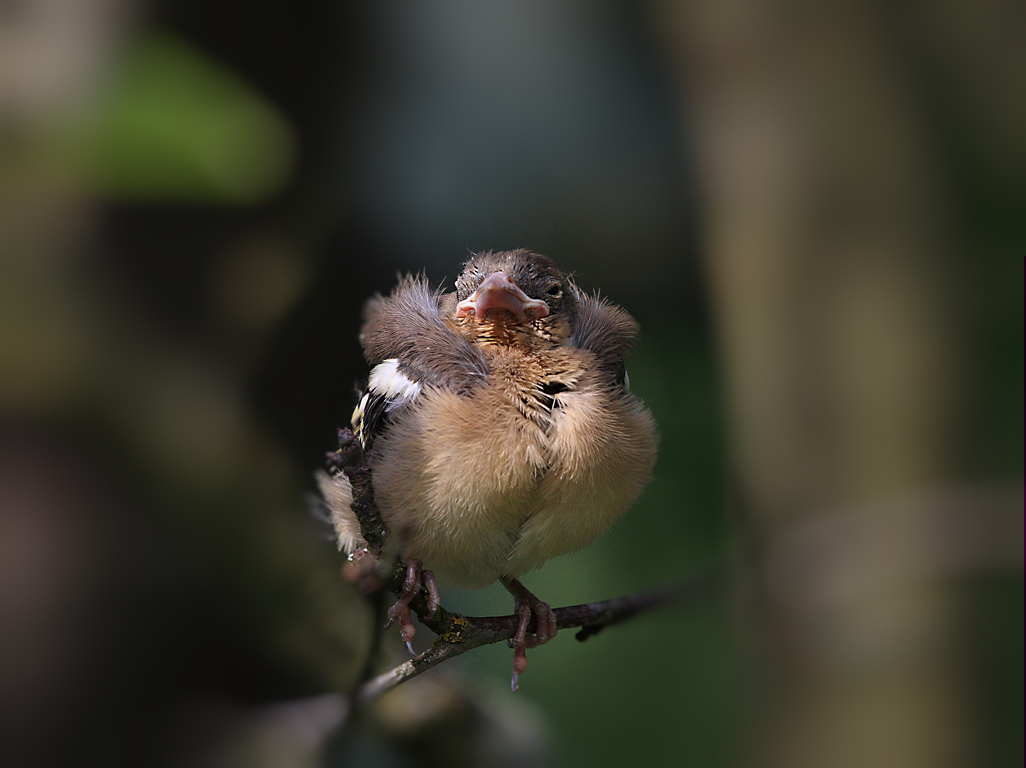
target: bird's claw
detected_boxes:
[385,559,439,656]
[501,579,558,692]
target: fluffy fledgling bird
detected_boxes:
[318,249,657,689]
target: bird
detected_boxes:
[318,249,658,690]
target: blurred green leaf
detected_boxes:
[83,30,295,204]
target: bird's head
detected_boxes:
[451,250,578,346]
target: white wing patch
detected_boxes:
[369,358,422,402]
[352,358,423,447]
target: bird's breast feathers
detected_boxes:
[358,345,656,587]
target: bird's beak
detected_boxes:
[456,272,550,322]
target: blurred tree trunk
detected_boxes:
[654,1,1023,766]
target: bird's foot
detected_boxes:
[384,559,440,657]
[500,577,558,692]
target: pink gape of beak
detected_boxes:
[456,271,550,322]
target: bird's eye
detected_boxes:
[546,284,562,297]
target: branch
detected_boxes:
[356,569,719,704]
[327,428,387,557]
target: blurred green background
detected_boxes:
[0,2,1021,767]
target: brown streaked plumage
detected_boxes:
[317,249,658,690]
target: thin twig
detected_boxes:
[357,568,721,704]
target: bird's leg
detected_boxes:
[500,576,558,692]
[384,559,440,657]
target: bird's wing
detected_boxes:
[353,275,490,449]
[351,358,424,449]
[321,358,425,549]
[569,291,639,391]
[360,274,489,395]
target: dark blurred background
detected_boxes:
[0,1,1021,767]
